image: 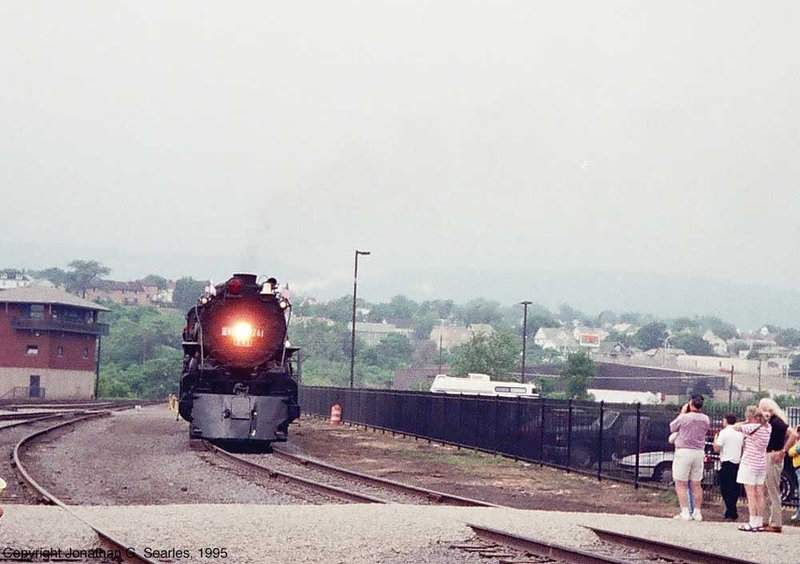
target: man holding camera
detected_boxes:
[670,394,710,521]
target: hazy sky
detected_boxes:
[2,2,798,304]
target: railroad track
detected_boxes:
[206,442,499,507]
[11,409,162,564]
[463,523,760,564]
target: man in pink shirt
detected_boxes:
[669,394,711,521]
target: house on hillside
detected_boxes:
[429,323,495,351]
[0,269,32,289]
[702,330,728,356]
[533,327,578,352]
[351,321,414,346]
[85,280,174,307]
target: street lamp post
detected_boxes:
[520,300,532,384]
[350,250,371,388]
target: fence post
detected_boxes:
[635,402,641,490]
[597,401,604,481]
[493,395,500,455]
[539,398,545,466]
[514,395,521,462]
[567,398,573,471]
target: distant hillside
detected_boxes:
[321,268,800,330]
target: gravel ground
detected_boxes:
[233,450,450,505]
[1,504,796,564]
[17,407,336,505]
[0,418,65,504]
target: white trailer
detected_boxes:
[429,373,539,398]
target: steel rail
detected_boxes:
[0,411,75,423]
[584,526,759,564]
[466,523,630,564]
[205,442,387,504]
[271,446,501,507]
[13,411,162,564]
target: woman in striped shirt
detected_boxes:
[733,405,771,531]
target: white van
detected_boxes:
[429,373,539,398]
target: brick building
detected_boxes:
[0,286,109,400]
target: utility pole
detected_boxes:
[520,301,532,384]
[438,334,443,375]
[728,366,734,410]
[349,250,370,388]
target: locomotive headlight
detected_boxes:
[232,322,253,340]
[279,299,289,309]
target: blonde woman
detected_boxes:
[733,406,771,531]
[758,398,798,533]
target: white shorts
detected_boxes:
[737,464,766,485]
[672,448,704,482]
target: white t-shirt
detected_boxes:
[714,425,744,464]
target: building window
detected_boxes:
[82,347,89,359]
[30,304,45,320]
[26,345,39,355]
[57,346,64,357]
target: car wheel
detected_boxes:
[780,469,797,504]
[570,447,593,469]
[653,462,673,485]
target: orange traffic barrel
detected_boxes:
[330,404,342,425]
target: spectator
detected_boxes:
[758,398,798,533]
[669,394,710,521]
[0,476,5,519]
[733,405,771,532]
[714,414,743,521]
[789,427,800,524]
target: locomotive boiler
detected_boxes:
[178,273,300,444]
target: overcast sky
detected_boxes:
[1,2,798,305]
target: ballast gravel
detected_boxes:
[17,407,329,505]
[1,504,796,564]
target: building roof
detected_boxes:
[0,286,110,311]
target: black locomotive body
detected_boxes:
[178,273,300,444]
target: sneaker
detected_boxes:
[691,510,702,522]
[674,513,692,521]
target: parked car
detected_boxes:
[617,449,799,505]
[536,409,673,468]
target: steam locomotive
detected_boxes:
[178,273,300,445]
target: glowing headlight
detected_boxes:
[233,322,253,340]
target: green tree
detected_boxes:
[359,333,414,370]
[789,356,800,378]
[65,260,110,298]
[172,277,208,313]
[561,351,595,399]
[558,303,586,324]
[455,298,504,326]
[29,267,68,287]
[697,316,737,340]
[777,328,800,348]
[636,322,668,350]
[669,333,714,356]
[450,330,520,379]
[141,274,168,290]
[290,319,352,363]
[386,295,418,319]
[671,317,699,332]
